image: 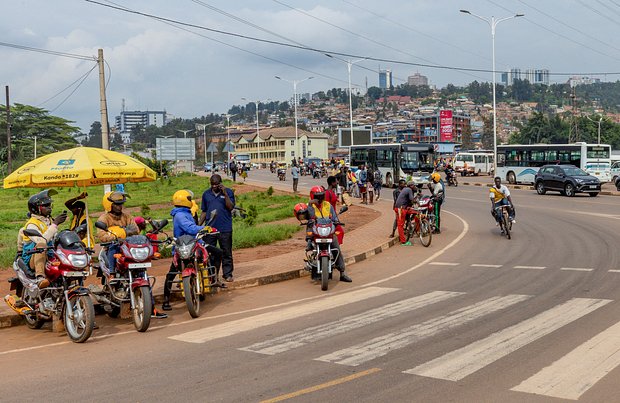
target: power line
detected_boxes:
[594,0,620,18]
[49,64,98,113]
[85,0,620,77]
[37,63,98,107]
[0,41,95,61]
[576,0,620,27]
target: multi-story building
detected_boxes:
[407,72,429,86]
[115,110,167,142]
[501,68,549,85]
[568,76,601,87]
[379,69,392,89]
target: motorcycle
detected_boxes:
[92,219,167,332]
[445,169,458,187]
[320,166,328,178]
[168,210,224,318]
[312,167,321,179]
[277,168,286,181]
[4,225,95,343]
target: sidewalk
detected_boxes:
[0,175,398,328]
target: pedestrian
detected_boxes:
[357,165,368,204]
[291,163,299,193]
[427,172,445,234]
[200,174,236,283]
[394,181,418,245]
[240,164,248,182]
[390,179,406,237]
[373,168,383,201]
[229,159,237,182]
[335,167,352,206]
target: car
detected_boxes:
[534,164,601,197]
[611,161,620,183]
[615,175,620,191]
[203,162,213,172]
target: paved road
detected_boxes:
[3,173,620,402]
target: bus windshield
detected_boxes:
[400,151,420,170]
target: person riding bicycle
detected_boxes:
[427,172,445,234]
[490,176,516,228]
[306,186,352,283]
[394,181,418,246]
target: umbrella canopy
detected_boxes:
[3,147,157,188]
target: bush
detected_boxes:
[266,186,274,196]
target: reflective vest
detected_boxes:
[22,216,49,243]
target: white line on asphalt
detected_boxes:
[429,262,460,266]
[470,264,502,268]
[240,291,465,355]
[405,297,611,381]
[315,294,531,367]
[511,320,620,400]
[609,270,620,273]
[560,267,594,272]
[168,287,397,344]
[514,266,546,270]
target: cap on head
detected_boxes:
[107,191,128,205]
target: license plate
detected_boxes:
[128,262,151,269]
[63,271,87,278]
[315,238,332,243]
[589,185,597,189]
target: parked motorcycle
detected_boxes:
[168,210,223,318]
[277,168,286,181]
[93,219,167,332]
[4,225,95,343]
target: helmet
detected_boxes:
[28,189,57,216]
[107,225,127,239]
[310,186,325,202]
[293,202,309,221]
[172,189,194,208]
[102,191,113,212]
[431,172,441,183]
[190,200,199,217]
[108,191,128,205]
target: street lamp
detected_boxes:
[460,9,523,176]
[275,75,313,162]
[585,115,603,144]
[242,97,271,168]
[198,122,215,165]
[222,113,237,164]
[325,54,367,148]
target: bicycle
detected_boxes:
[404,207,432,247]
[494,204,513,239]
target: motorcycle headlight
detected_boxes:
[317,226,332,237]
[177,243,194,260]
[68,254,89,268]
[130,247,150,262]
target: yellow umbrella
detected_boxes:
[3,146,157,188]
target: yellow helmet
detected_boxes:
[431,172,441,183]
[102,191,113,212]
[172,189,194,208]
[108,225,127,239]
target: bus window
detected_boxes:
[558,150,571,163]
[570,150,581,166]
[545,150,558,162]
[529,150,546,167]
[506,150,525,166]
[401,152,419,170]
[497,153,505,167]
[475,155,483,163]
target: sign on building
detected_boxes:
[156,138,195,161]
[439,110,453,142]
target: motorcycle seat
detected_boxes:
[16,258,36,279]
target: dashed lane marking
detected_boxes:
[429,262,460,266]
[470,264,502,268]
[514,266,546,270]
[560,267,595,272]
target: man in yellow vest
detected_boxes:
[20,189,67,288]
[65,191,95,248]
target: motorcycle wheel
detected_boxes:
[132,285,152,332]
[21,288,43,329]
[320,256,330,291]
[64,294,95,343]
[183,275,200,318]
[418,218,433,247]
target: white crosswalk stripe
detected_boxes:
[511,320,620,400]
[168,286,397,344]
[405,298,611,381]
[315,294,531,367]
[239,291,465,355]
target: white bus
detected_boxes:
[453,151,494,176]
[233,153,252,169]
[497,142,612,184]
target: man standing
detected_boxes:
[229,159,237,182]
[291,163,299,193]
[394,181,418,246]
[427,173,445,234]
[390,179,406,238]
[200,174,235,283]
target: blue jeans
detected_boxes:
[493,199,514,222]
[106,245,121,274]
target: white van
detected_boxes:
[453,151,494,176]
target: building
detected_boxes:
[115,110,167,142]
[568,76,601,87]
[232,126,329,164]
[404,112,471,143]
[407,72,429,86]
[501,68,549,85]
[379,69,392,89]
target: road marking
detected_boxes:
[260,367,381,403]
[511,320,620,400]
[560,267,594,272]
[405,298,611,381]
[240,291,465,355]
[608,269,620,273]
[514,265,546,270]
[429,262,459,266]
[168,287,397,344]
[316,294,530,367]
[470,264,502,268]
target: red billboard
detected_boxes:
[439,110,453,142]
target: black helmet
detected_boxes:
[54,230,84,250]
[28,189,57,216]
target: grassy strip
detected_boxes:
[233,222,301,249]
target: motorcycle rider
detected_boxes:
[490,176,516,228]
[427,172,445,234]
[20,189,68,288]
[65,191,95,248]
[445,164,457,186]
[306,186,352,282]
[96,191,139,277]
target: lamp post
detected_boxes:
[199,122,215,166]
[325,54,367,148]
[223,113,236,164]
[275,76,313,161]
[242,98,271,167]
[585,115,603,144]
[460,9,523,176]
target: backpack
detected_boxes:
[373,170,382,183]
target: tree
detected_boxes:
[83,121,102,147]
[460,124,476,150]
[480,115,495,150]
[367,86,382,100]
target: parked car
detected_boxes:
[615,175,620,191]
[203,162,213,172]
[611,161,620,183]
[534,164,601,197]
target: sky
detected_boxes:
[2,0,620,133]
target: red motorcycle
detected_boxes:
[303,218,345,291]
[5,225,95,343]
[93,220,167,332]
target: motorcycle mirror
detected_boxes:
[338,206,349,215]
[95,221,108,231]
[23,228,43,238]
[207,209,218,225]
[74,223,88,234]
[156,219,169,230]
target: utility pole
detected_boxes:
[98,49,109,150]
[569,87,579,143]
[5,86,11,174]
